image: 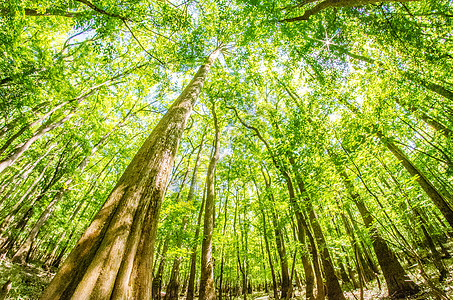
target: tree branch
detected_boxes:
[279,0,421,22]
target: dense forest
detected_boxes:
[0,0,452,299]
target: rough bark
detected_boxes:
[39,48,222,300]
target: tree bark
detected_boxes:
[39,47,222,300]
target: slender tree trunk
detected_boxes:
[219,168,231,300]
[0,155,53,235]
[12,190,62,264]
[0,102,49,139]
[186,182,207,300]
[394,98,452,139]
[0,100,71,156]
[39,48,222,300]
[342,100,453,229]
[0,108,76,174]
[270,208,291,299]
[403,72,453,101]
[256,185,278,300]
[331,152,419,297]
[378,132,453,228]
[165,134,205,300]
[289,156,344,300]
[199,102,221,300]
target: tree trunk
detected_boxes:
[333,155,419,298]
[256,185,278,300]
[289,156,344,300]
[186,182,207,300]
[199,102,221,300]
[12,189,62,264]
[165,133,205,300]
[403,72,453,102]
[270,208,291,299]
[0,108,76,174]
[152,236,169,300]
[0,100,71,156]
[39,47,222,300]
[378,133,453,228]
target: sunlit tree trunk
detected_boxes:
[255,183,279,300]
[378,133,453,228]
[39,47,222,300]
[0,108,76,174]
[270,207,291,299]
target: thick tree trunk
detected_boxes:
[39,48,222,300]
[199,102,221,300]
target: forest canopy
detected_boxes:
[0,0,452,299]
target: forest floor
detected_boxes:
[0,257,452,299]
[0,259,52,299]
